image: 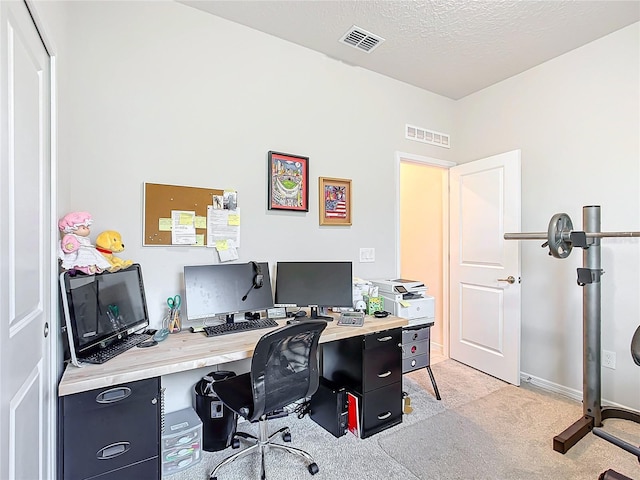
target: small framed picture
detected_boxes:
[319,177,352,226]
[267,151,309,212]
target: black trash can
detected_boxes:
[194,371,238,452]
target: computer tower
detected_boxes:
[310,377,348,438]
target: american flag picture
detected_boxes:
[324,185,347,218]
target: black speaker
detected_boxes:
[309,377,348,438]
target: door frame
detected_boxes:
[394,151,455,357]
[23,1,58,476]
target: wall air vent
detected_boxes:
[339,26,385,53]
[406,124,450,149]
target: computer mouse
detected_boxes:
[294,311,307,318]
[286,319,301,325]
[153,328,169,342]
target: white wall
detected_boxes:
[42,0,454,409]
[55,0,454,327]
[455,23,640,410]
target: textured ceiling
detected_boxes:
[178,0,640,99]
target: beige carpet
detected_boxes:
[167,359,640,480]
[380,375,640,479]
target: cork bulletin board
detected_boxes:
[143,182,224,246]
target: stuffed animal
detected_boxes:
[58,211,112,274]
[95,230,133,272]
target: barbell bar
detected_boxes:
[504,212,640,258]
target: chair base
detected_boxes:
[210,417,319,480]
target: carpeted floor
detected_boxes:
[166,358,640,480]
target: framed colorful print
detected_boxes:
[319,177,352,226]
[268,151,309,212]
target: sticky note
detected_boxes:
[195,234,205,246]
[228,214,240,226]
[194,216,206,229]
[215,240,229,251]
[179,213,194,225]
[399,300,411,308]
[159,218,172,231]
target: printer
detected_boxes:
[370,279,434,326]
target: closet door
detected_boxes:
[0,1,53,479]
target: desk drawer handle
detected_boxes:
[97,441,130,460]
[377,411,392,420]
[378,371,392,378]
[96,387,132,404]
[377,336,393,342]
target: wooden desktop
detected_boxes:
[58,315,407,396]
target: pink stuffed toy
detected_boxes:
[57,211,111,274]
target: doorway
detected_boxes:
[396,152,455,358]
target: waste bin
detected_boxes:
[194,371,238,452]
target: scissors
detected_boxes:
[167,295,181,311]
[167,295,182,333]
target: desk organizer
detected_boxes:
[161,407,202,476]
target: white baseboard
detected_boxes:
[520,371,638,411]
[520,371,582,402]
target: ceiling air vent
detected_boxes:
[406,124,450,149]
[339,26,385,53]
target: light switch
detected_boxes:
[359,247,375,263]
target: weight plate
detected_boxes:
[547,213,573,258]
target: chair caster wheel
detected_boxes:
[232,438,240,449]
[308,463,319,475]
[282,431,292,442]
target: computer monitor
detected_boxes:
[59,264,149,363]
[274,261,353,320]
[183,261,274,324]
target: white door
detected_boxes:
[449,150,521,385]
[0,1,53,479]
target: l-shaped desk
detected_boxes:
[58,315,409,480]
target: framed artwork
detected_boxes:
[319,177,352,226]
[267,151,309,212]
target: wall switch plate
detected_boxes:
[359,247,375,263]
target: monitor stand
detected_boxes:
[309,306,333,322]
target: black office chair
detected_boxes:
[209,320,327,480]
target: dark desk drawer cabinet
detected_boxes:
[322,328,402,438]
[59,378,161,480]
[402,325,431,374]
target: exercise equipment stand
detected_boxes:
[505,205,640,457]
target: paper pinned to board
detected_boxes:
[207,206,241,248]
[171,210,196,245]
[214,239,239,262]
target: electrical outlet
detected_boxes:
[602,350,616,369]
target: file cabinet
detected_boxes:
[59,377,161,480]
[321,327,402,438]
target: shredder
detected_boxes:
[194,370,238,452]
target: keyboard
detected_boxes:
[79,333,153,364]
[203,318,279,338]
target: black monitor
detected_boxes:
[274,261,353,320]
[183,261,274,324]
[59,264,149,363]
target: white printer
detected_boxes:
[370,279,434,326]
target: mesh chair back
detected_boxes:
[249,320,327,422]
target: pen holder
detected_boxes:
[168,308,182,333]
